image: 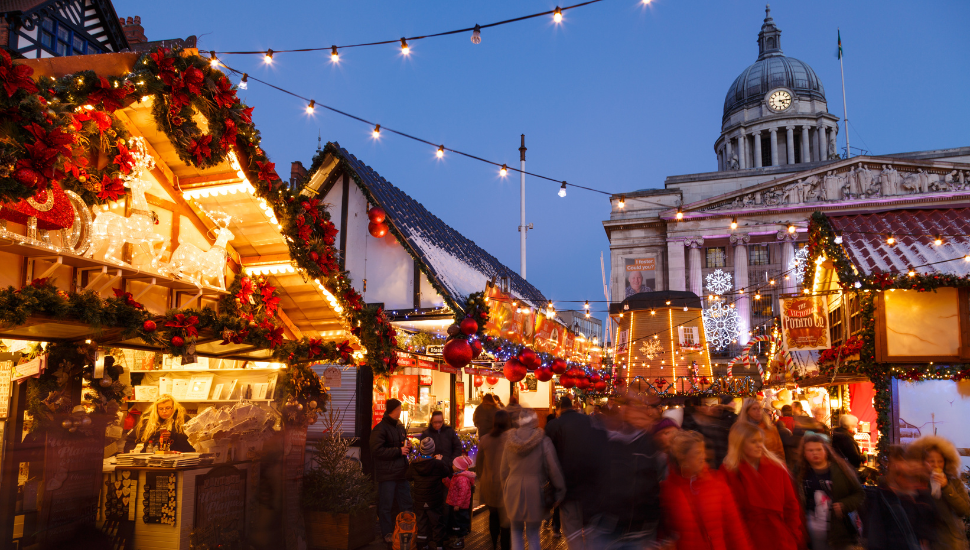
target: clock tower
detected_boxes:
[714,5,841,171]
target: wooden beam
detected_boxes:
[240,254,293,266]
[277,307,304,340]
[178,172,243,187]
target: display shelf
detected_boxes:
[127,399,274,403]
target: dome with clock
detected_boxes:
[713,5,840,172]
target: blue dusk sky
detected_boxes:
[115,0,970,325]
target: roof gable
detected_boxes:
[2,0,130,54]
[305,143,550,312]
[673,155,970,220]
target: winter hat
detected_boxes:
[453,455,474,471]
[652,418,679,435]
[518,409,538,429]
[419,437,435,456]
[385,398,402,416]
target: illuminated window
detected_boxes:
[749,244,769,266]
[706,247,726,268]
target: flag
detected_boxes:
[837,30,843,59]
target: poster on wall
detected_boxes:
[624,257,656,298]
[455,381,465,429]
[780,296,831,351]
[389,375,419,410]
[533,314,562,356]
[373,375,388,428]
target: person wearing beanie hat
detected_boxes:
[443,455,477,548]
[370,396,412,541]
[420,410,463,468]
[407,437,451,550]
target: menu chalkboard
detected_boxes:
[38,420,107,544]
[194,465,246,547]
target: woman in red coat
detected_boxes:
[661,431,754,550]
[721,421,805,550]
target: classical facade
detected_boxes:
[604,7,970,374]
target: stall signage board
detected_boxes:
[416,358,437,370]
[395,352,415,367]
[426,345,444,356]
[373,390,387,428]
[38,424,106,544]
[389,375,419,408]
[323,366,342,388]
[0,362,11,418]
[780,296,831,351]
[194,465,246,546]
[418,374,433,386]
[455,381,465,429]
[438,364,459,374]
[12,355,46,382]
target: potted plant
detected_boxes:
[303,421,376,550]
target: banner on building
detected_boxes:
[623,256,656,298]
[780,296,831,351]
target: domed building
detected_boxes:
[604,6,970,377]
[715,6,840,171]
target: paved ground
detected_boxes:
[364,508,568,550]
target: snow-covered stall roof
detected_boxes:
[827,208,970,277]
[316,143,550,310]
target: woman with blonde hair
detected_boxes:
[907,435,970,550]
[721,422,803,550]
[125,394,194,452]
[735,398,785,459]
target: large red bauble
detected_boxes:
[486,375,500,386]
[443,338,473,369]
[368,221,389,238]
[503,359,527,383]
[460,317,479,336]
[550,358,568,375]
[367,206,386,223]
[470,339,483,358]
[575,376,590,390]
[593,381,608,393]
[535,366,553,382]
[143,320,156,332]
[560,375,576,389]
[171,335,184,348]
[518,348,540,370]
[590,374,601,383]
[473,375,484,388]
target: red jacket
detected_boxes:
[661,466,754,550]
[720,458,805,550]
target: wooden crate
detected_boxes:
[305,508,376,550]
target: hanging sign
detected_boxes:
[426,345,444,356]
[323,366,342,388]
[395,352,415,367]
[780,296,831,351]
[13,355,46,382]
[438,364,459,374]
[415,357,437,370]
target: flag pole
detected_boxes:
[838,28,850,158]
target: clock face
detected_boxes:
[767,90,792,112]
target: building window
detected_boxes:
[38,18,98,56]
[749,244,769,266]
[752,298,773,318]
[706,247,726,268]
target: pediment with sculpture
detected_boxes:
[700,158,970,212]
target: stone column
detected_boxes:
[801,126,811,164]
[685,237,704,298]
[779,231,796,295]
[769,127,779,166]
[738,133,747,170]
[786,126,795,165]
[731,233,750,345]
[817,125,826,161]
[667,239,687,292]
[726,140,734,169]
[753,131,762,168]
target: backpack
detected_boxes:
[391,511,416,550]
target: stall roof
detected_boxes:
[826,208,970,277]
[609,291,703,315]
[308,143,551,311]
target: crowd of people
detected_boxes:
[371,391,970,550]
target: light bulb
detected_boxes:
[559,182,567,198]
[553,7,563,22]
[306,100,315,114]
[372,124,381,138]
[264,49,274,63]
[788,223,796,234]
[886,235,896,246]
[400,38,409,55]
[676,209,684,220]
[436,145,444,158]
[730,216,738,230]
[755,293,761,300]
[854,281,862,288]
[471,24,482,44]
[934,235,943,246]
[209,51,219,67]
[499,164,508,177]
[834,235,843,244]
[618,195,626,209]
[239,73,248,90]
[331,46,339,62]
[650,309,656,315]
[908,267,916,277]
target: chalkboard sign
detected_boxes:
[194,465,246,548]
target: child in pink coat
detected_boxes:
[443,455,476,549]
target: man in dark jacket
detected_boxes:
[407,437,452,550]
[420,410,462,468]
[473,394,498,436]
[546,395,607,550]
[370,398,413,542]
[691,396,731,469]
[831,413,864,469]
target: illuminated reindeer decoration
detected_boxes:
[164,212,233,289]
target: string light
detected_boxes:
[769,279,775,285]
[650,309,656,315]
[306,100,315,114]
[264,49,274,63]
[934,235,944,246]
[834,231,843,244]
[618,195,626,209]
[676,209,684,220]
[559,182,567,198]
[553,7,563,22]
[209,51,219,67]
[436,145,445,158]
[886,234,896,246]
[372,124,381,138]
[787,223,796,234]
[499,164,508,177]
[471,24,482,44]
[331,46,339,62]
[908,266,916,277]
[400,38,410,55]
[238,73,248,90]
[730,216,738,230]
[754,293,761,300]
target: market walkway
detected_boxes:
[365,509,568,550]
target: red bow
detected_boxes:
[0,49,38,97]
[220,118,237,152]
[112,287,143,309]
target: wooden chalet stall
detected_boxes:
[805,207,970,464]
[0,50,368,550]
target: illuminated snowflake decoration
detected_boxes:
[639,338,664,360]
[705,269,733,296]
[788,246,810,285]
[702,300,739,350]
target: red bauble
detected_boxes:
[575,376,591,390]
[535,366,553,382]
[590,374,601,383]
[470,339,483,358]
[473,375,484,388]
[560,375,576,389]
[518,348,540,370]
[368,206,386,223]
[368,221,389,238]
[486,375,500,386]
[593,381,608,393]
[143,320,156,332]
[460,317,479,336]
[503,358,527,383]
[550,358,568,375]
[171,335,184,347]
[443,338,473,369]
